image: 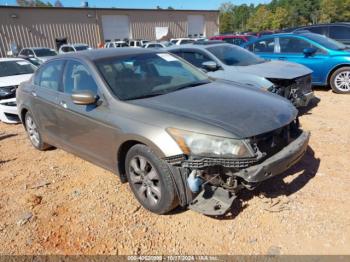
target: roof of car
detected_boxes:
[166,42,229,51]
[57,48,160,61]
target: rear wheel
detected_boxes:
[125,144,178,214]
[330,67,350,94]
[24,112,51,150]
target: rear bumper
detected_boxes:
[236,131,310,183]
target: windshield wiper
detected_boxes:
[173,80,210,92]
[126,80,210,100]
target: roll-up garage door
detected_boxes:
[101,15,130,41]
[188,15,205,37]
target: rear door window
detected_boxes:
[63,61,98,94]
[36,60,65,91]
[279,37,316,53]
[250,38,275,53]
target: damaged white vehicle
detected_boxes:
[167,42,315,108]
[0,58,35,123]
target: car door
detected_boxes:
[56,59,116,169]
[277,36,329,83]
[31,60,65,144]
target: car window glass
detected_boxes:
[63,61,98,94]
[307,26,328,35]
[136,41,141,47]
[222,38,234,44]
[279,37,316,53]
[253,38,275,52]
[96,53,208,100]
[233,38,244,45]
[38,60,64,91]
[182,51,214,68]
[329,26,350,39]
[28,50,34,56]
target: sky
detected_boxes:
[0,0,271,10]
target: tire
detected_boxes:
[24,111,51,151]
[330,67,350,94]
[125,144,178,214]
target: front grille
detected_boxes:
[182,157,259,169]
[251,120,301,160]
[294,74,312,94]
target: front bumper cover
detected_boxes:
[235,131,310,183]
[0,98,20,124]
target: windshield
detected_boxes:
[34,48,57,57]
[304,33,347,50]
[207,45,265,66]
[75,45,89,51]
[0,60,35,77]
[96,52,209,100]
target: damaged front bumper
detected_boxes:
[165,131,310,216]
[234,131,310,183]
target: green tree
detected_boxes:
[247,5,272,31]
[271,7,289,30]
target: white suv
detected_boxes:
[59,44,91,54]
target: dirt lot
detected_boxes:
[0,89,349,255]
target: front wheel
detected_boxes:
[125,144,178,214]
[330,67,350,94]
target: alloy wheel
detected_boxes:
[128,155,162,206]
[334,71,350,92]
[26,115,40,147]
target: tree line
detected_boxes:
[220,0,350,33]
[16,0,63,7]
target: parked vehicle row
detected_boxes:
[16,48,310,216]
[166,41,314,107]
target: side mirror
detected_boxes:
[71,90,98,105]
[303,47,317,57]
[202,61,219,71]
[28,54,34,58]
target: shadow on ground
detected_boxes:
[0,133,17,142]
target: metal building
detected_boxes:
[0,6,219,57]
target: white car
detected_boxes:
[104,41,129,48]
[59,44,91,54]
[128,40,149,48]
[18,47,57,63]
[143,41,173,49]
[170,38,195,45]
[0,58,35,123]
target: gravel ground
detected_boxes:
[0,89,349,255]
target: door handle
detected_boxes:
[31,91,37,97]
[59,101,67,109]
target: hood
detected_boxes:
[235,60,312,80]
[0,73,32,87]
[129,80,297,138]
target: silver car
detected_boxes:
[17,48,310,216]
[167,42,315,107]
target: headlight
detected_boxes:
[0,86,16,98]
[167,128,254,158]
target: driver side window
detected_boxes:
[279,37,317,53]
[63,61,98,94]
